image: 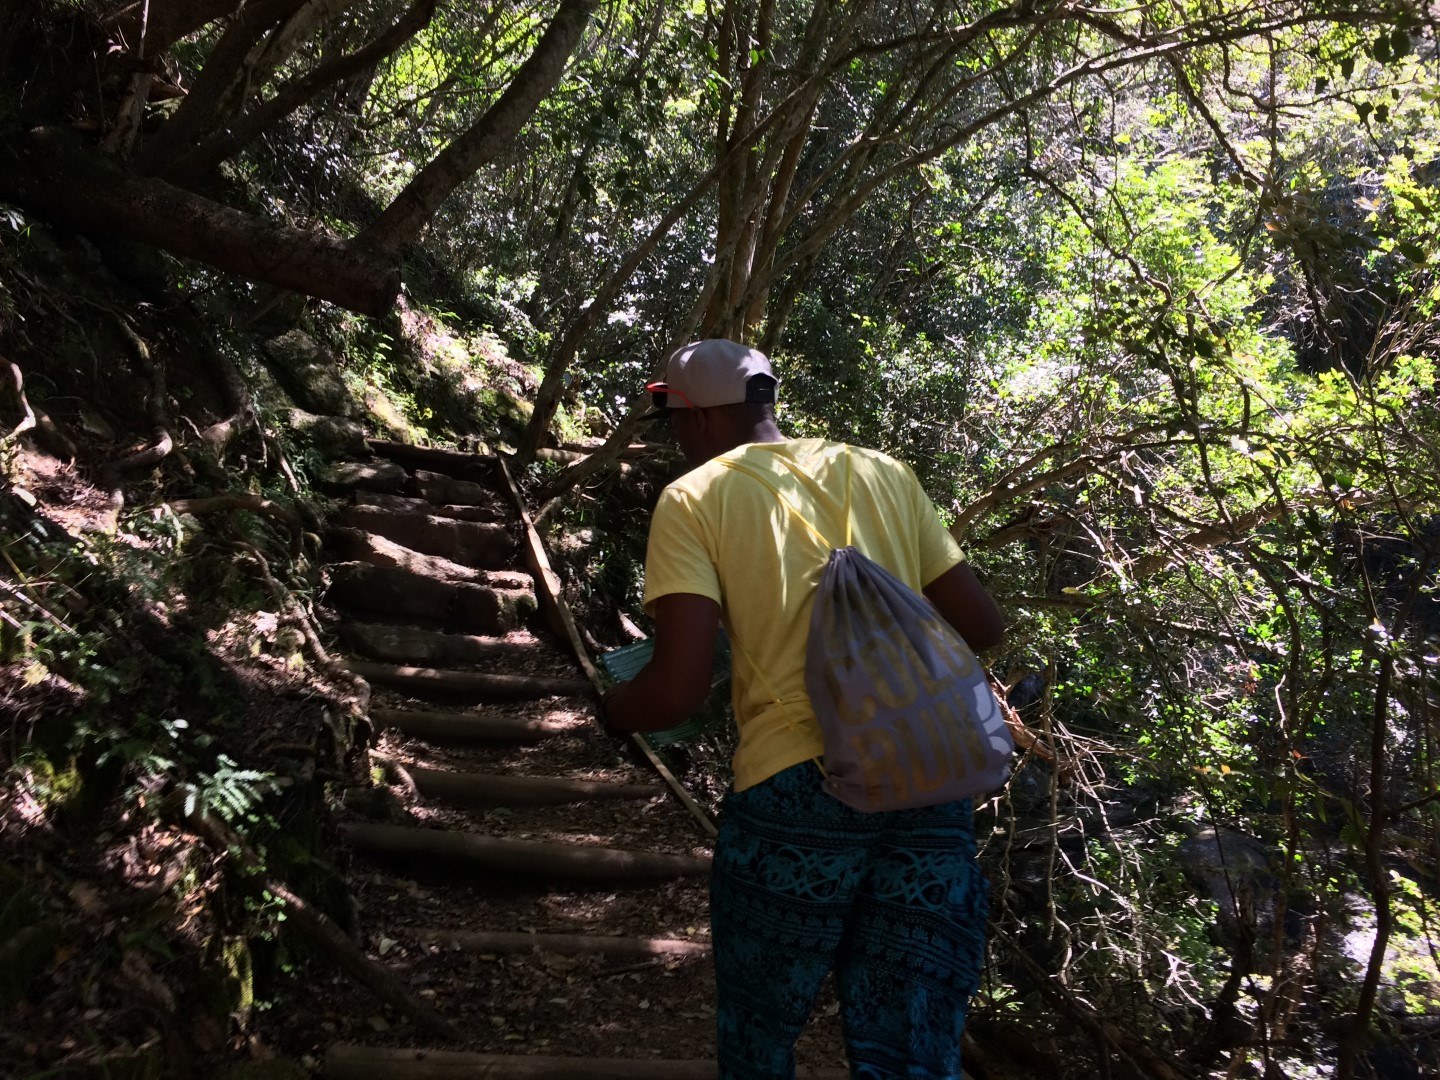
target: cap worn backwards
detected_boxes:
[646,339,777,410]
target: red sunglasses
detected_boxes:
[644,381,701,412]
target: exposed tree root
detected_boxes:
[102,315,173,523]
[169,494,303,558]
[3,359,37,442]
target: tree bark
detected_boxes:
[361,0,600,253]
[134,0,308,172]
[0,130,400,316]
[163,0,437,182]
[106,0,247,58]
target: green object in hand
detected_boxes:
[598,634,732,746]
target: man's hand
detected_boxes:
[600,594,721,734]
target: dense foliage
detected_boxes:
[2,0,1438,1076]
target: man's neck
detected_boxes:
[736,420,787,447]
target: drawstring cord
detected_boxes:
[716,447,855,777]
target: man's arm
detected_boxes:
[601,593,721,734]
[923,562,1006,652]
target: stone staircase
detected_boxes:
[306,440,849,1079]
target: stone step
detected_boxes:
[321,460,409,495]
[409,766,661,807]
[329,528,486,584]
[339,623,546,667]
[411,469,494,508]
[326,563,534,635]
[353,491,504,523]
[366,438,493,477]
[337,506,515,569]
[413,927,711,958]
[339,823,711,884]
[348,660,591,701]
[370,706,582,744]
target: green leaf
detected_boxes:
[1372,34,1392,64]
[1357,101,1373,124]
[1339,55,1355,79]
[1397,241,1428,264]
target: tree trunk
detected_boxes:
[361,0,600,253]
[106,0,247,58]
[163,0,437,182]
[134,0,307,172]
[0,129,400,316]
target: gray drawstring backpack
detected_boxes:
[719,448,1014,812]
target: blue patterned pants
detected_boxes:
[711,761,989,1079]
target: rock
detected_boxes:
[1177,827,1281,946]
[264,329,355,417]
[282,409,367,459]
[411,469,495,508]
[327,527,486,583]
[341,785,407,824]
[322,460,408,494]
[352,491,503,523]
[325,563,534,635]
[337,505,514,569]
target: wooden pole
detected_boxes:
[413,928,710,959]
[346,661,591,700]
[408,766,662,807]
[340,823,710,883]
[326,1045,852,1079]
[494,457,719,839]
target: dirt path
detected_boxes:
[267,442,850,1078]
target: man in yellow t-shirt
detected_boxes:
[603,339,1005,1080]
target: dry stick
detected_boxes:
[183,810,461,1043]
[494,457,719,840]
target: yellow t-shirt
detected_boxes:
[642,438,965,792]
